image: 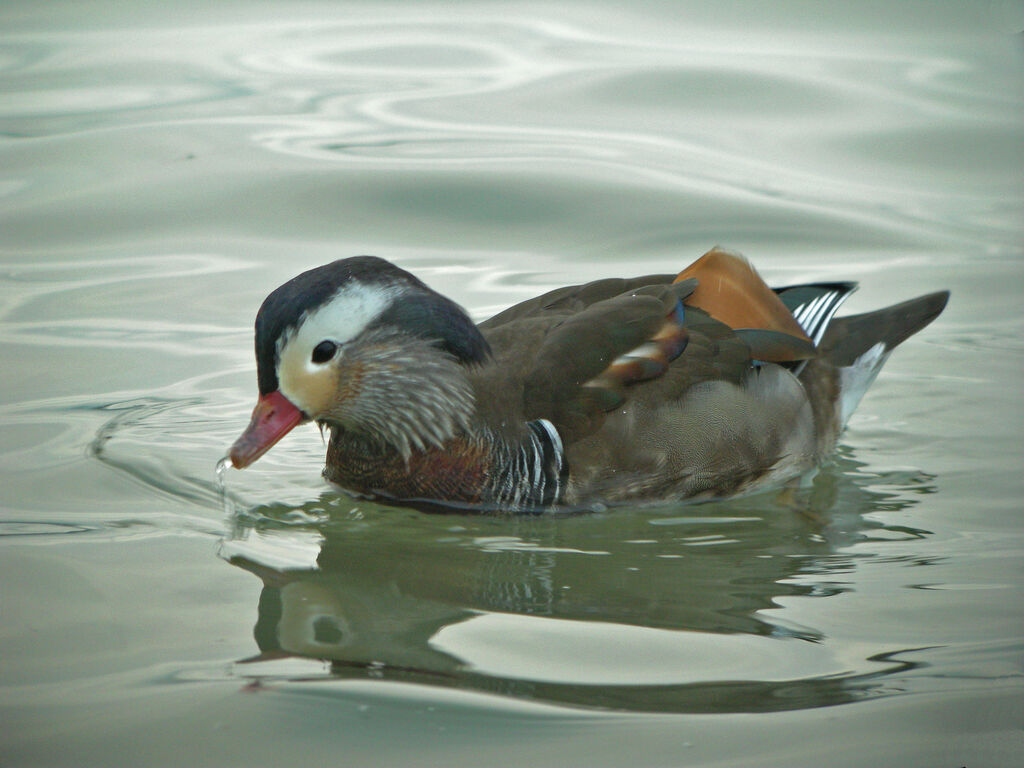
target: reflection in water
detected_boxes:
[220,452,935,713]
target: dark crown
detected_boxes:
[254,256,491,394]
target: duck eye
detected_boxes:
[311,340,337,364]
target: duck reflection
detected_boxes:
[220,451,934,713]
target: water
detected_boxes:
[2,1,1023,765]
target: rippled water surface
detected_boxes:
[2,2,1023,766]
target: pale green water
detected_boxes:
[2,2,1023,766]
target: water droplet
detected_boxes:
[215,456,236,517]
[215,456,232,486]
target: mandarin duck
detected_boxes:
[229,248,948,511]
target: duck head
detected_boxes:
[229,257,490,468]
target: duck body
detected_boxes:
[230,249,948,512]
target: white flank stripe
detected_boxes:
[802,294,831,337]
[838,342,889,425]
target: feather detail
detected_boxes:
[775,282,858,346]
[674,247,811,342]
[733,329,817,363]
[584,298,690,398]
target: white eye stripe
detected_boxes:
[279,281,397,369]
[274,281,399,414]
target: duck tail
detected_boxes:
[817,290,949,425]
[820,291,949,365]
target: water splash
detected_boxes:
[216,455,236,519]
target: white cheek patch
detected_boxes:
[276,281,398,413]
[286,281,397,353]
